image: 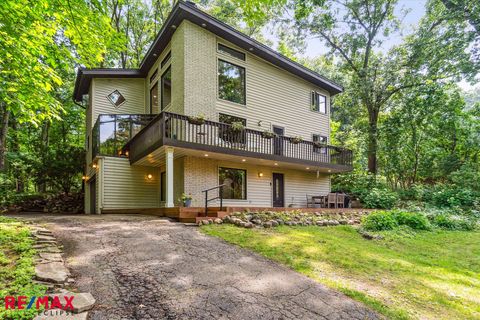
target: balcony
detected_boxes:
[91,114,157,160]
[122,112,353,172]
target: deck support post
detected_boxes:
[166,147,174,208]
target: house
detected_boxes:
[73,1,352,220]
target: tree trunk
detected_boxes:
[10,114,24,192]
[367,109,379,175]
[0,105,9,171]
[38,121,50,193]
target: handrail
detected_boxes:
[202,184,225,216]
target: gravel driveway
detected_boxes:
[16,214,379,320]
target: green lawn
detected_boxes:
[0,216,46,320]
[201,224,480,320]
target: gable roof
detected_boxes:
[73,1,343,102]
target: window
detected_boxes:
[161,67,171,110]
[313,134,328,154]
[218,60,245,105]
[311,91,327,114]
[160,171,166,202]
[149,69,158,83]
[218,43,245,61]
[107,90,126,108]
[150,82,159,114]
[161,51,171,68]
[219,113,246,144]
[219,167,247,200]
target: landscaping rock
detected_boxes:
[35,234,56,241]
[271,220,279,227]
[263,222,272,228]
[213,218,223,224]
[35,262,69,283]
[244,222,253,228]
[39,253,63,262]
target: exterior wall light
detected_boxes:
[147,174,153,180]
[82,176,87,180]
[92,163,97,169]
[258,172,264,177]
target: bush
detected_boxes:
[362,211,398,231]
[392,211,431,230]
[431,215,476,231]
[362,188,398,209]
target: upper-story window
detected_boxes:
[218,43,245,61]
[218,59,245,105]
[161,66,171,110]
[161,51,171,68]
[311,91,327,114]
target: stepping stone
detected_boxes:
[37,247,63,253]
[39,253,63,262]
[35,262,69,283]
[33,310,88,320]
[49,291,95,313]
[36,234,56,241]
[37,240,58,245]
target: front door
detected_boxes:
[272,173,285,207]
[273,126,284,156]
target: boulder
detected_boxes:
[35,262,69,283]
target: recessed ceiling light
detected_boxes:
[171,25,177,29]
[204,154,209,157]
[201,23,207,27]
[328,169,332,173]
[153,53,157,57]
[274,163,278,166]
[242,159,246,162]
[306,167,310,170]
[249,47,254,51]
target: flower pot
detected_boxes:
[187,117,205,125]
[184,199,192,207]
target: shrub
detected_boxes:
[362,188,398,209]
[431,215,476,231]
[392,211,431,230]
[362,211,398,231]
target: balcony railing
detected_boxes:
[123,112,353,170]
[91,114,157,160]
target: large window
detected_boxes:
[219,167,247,200]
[161,67,171,110]
[218,59,245,104]
[150,82,159,114]
[311,91,327,113]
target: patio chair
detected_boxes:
[336,193,345,209]
[306,195,315,208]
[327,193,337,208]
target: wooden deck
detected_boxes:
[101,206,371,223]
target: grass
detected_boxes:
[201,224,480,320]
[0,216,46,320]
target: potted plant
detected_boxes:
[313,140,326,148]
[262,130,275,139]
[290,136,303,144]
[187,113,206,125]
[230,121,245,132]
[179,193,193,207]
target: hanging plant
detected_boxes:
[230,121,245,132]
[262,130,275,139]
[187,113,206,125]
[313,141,326,148]
[290,136,303,144]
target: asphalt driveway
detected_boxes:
[15,214,379,320]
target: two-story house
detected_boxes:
[73,1,352,220]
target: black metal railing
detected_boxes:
[123,111,353,169]
[91,114,156,160]
[202,184,225,216]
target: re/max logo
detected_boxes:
[4,296,74,310]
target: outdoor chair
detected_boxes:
[306,195,315,208]
[327,193,337,208]
[336,193,345,208]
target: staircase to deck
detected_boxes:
[176,207,229,223]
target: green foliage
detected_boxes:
[0,218,46,320]
[431,215,477,231]
[362,211,398,231]
[392,211,431,230]
[362,188,399,209]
